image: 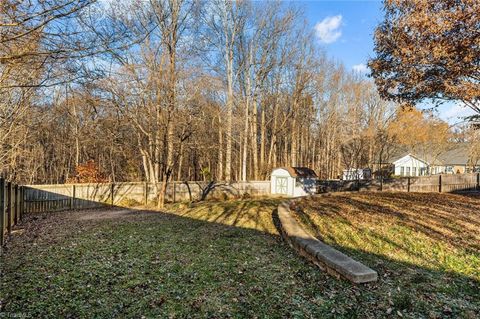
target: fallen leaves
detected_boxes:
[1,196,479,318]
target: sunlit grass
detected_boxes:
[165,197,283,234]
[1,194,479,318]
[1,206,354,318]
[296,192,480,281]
[294,192,480,316]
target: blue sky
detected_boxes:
[302,0,382,73]
[298,0,475,124]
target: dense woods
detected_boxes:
[1,0,478,206]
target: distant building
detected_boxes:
[439,147,477,174]
[342,168,372,181]
[391,154,430,176]
[270,167,318,197]
[373,145,479,177]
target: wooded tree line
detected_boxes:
[1,0,478,206]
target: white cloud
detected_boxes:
[352,63,368,74]
[314,15,343,44]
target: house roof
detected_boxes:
[392,153,430,165]
[275,167,317,178]
[378,144,472,166]
[438,145,470,165]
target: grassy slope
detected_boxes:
[0,201,357,319]
[1,194,479,318]
[295,192,480,317]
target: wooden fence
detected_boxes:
[2,174,478,249]
[320,173,480,193]
[2,180,270,247]
[23,181,272,214]
[1,178,25,248]
[14,174,480,215]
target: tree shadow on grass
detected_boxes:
[172,198,282,234]
[298,193,480,253]
[292,194,479,309]
[2,203,479,318]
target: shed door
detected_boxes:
[275,177,288,194]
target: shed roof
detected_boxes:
[274,167,317,178]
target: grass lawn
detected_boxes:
[294,192,480,318]
[1,194,479,318]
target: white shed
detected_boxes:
[270,167,318,197]
[342,168,372,181]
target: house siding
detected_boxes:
[393,155,429,176]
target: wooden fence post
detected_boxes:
[173,182,176,203]
[19,186,23,220]
[14,185,18,224]
[18,185,21,220]
[439,174,442,193]
[110,183,115,206]
[0,178,5,248]
[70,185,76,210]
[477,173,480,191]
[11,183,15,229]
[7,182,12,235]
[407,177,411,192]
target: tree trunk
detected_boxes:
[260,107,265,177]
[241,97,249,181]
[291,116,297,166]
[177,142,184,181]
[225,51,234,182]
[251,97,258,179]
[158,3,179,208]
[218,117,224,180]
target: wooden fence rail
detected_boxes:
[22,181,272,214]
[320,173,480,193]
[1,177,25,249]
[2,179,271,249]
[2,174,478,250]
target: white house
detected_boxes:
[374,145,479,177]
[392,154,430,176]
[270,167,318,197]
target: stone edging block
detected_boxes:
[277,202,378,284]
